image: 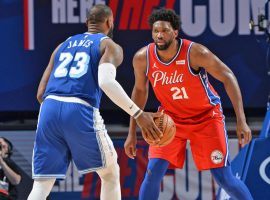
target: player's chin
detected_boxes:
[156,44,167,51]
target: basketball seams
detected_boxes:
[159,114,176,146]
[163,114,169,137]
[151,114,176,147]
[159,115,164,132]
[166,124,176,144]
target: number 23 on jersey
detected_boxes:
[54,52,90,78]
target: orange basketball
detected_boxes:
[152,113,176,147]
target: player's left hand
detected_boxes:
[236,120,252,146]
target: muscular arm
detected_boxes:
[98,40,161,144]
[99,38,123,67]
[124,47,163,159]
[190,43,251,144]
[37,44,62,103]
[98,39,143,117]
[128,47,149,138]
[190,43,245,121]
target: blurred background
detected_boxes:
[0,0,269,199]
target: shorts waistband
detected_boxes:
[46,95,91,107]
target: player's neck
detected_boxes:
[88,24,106,35]
[156,39,179,63]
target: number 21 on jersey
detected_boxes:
[170,87,189,100]
[54,52,90,78]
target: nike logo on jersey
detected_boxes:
[176,60,185,65]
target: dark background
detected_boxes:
[0,0,269,124]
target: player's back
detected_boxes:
[44,33,109,108]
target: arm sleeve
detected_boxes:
[98,63,143,119]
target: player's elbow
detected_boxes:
[222,70,236,85]
[10,174,21,185]
[98,63,117,92]
[14,175,21,185]
[36,93,43,104]
[133,86,148,96]
[98,78,114,92]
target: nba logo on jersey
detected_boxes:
[176,60,185,65]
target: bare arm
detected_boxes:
[98,40,162,140]
[190,43,252,145]
[0,158,21,185]
[128,47,150,139]
[124,47,162,159]
[37,44,62,103]
[99,38,123,67]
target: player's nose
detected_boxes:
[157,32,164,39]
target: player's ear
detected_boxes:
[106,16,113,29]
[174,30,178,38]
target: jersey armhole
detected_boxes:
[187,42,200,76]
[145,44,150,76]
[100,36,110,42]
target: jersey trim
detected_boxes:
[46,95,93,108]
[100,36,110,42]
[187,42,199,76]
[199,72,221,106]
[146,44,150,76]
[154,39,183,66]
[221,115,229,166]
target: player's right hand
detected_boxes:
[124,134,137,159]
[135,111,163,143]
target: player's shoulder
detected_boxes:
[190,42,211,58]
[100,37,123,52]
[132,46,148,70]
[133,46,148,62]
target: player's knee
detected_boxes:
[144,159,169,184]
[144,168,162,184]
[211,166,237,189]
[97,163,120,183]
[145,169,154,181]
[109,163,120,181]
[28,179,55,200]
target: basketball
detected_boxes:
[151,113,176,147]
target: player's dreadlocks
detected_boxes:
[148,8,180,30]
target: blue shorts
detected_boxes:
[32,96,117,179]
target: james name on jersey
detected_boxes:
[67,38,93,49]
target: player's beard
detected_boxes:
[155,38,173,50]
[108,27,113,39]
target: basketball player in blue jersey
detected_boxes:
[27,4,162,200]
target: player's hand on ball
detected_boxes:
[135,111,163,143]
[150,113,176,147]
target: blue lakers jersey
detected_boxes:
[43,33,109,108]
